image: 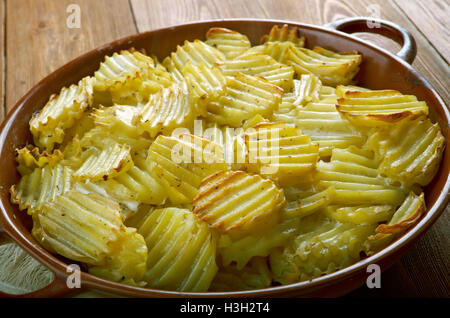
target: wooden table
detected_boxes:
[0,0,448,297]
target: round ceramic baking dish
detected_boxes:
[0,17,448,298]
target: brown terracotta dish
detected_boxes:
[0,17,448,298]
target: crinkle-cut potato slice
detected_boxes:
[94,49,154,90]
[162,39,225,79]
[198,120,246,169]
[210,257,272,291]
[365,118,445,188]
[370,192,425,241]
[136,84,197,137]
[317,146,406,206]
[94,49,174,105]
[243,122,319,186]
[15,146,64,176]
[138,207,218,292]
[10,164,72,214]
[193,170,286,237]
[320,85,338,100]
[73,140,133,182]
[272,75,323,124]
[105,73,170,106]
[336,88,429,128]
[335,84,370,96]
[206,72,283,127]
[272,92,299,124]
[295,98,365,158]
[88,227,148,285]
[217,53,294,91]
[325,204,395,225]
[32,190,125,265]
[205,27,251,59]
[147,134,226,204]
[218,217,299,269]
[261,41,292,63]
[30,76,94,150]
[74,180,138,220]
[94,49,172,89]
[236,42,290,62]
[77,154,167,207]
[272,83,340,128]
[260,24,306,47]
[181,61,226,102]
[90,105,152,151]
[91,105,140,137]
[270,217,376,284]
[282,187,336,220]
[61,111,96,145]
[292,74,322,106]
[124,204,155,229]
[242,114,269,129]
[80,126,151,152]
[286,46,361,86]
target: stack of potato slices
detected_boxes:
[10,24,445,292]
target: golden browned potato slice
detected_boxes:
[286,46,361,86]
[73,140,133,182]
[193,170,285,237]
[32,190,125,265]
[205,27,251,59]
[181,61,226,102]
[15,146,64,176]
[88,227,148,285]
[325,204,395,225]
[317,146,406,206]
[205,72,283,127]
[270,214,376,284]
[260,24,306,47]
[30,76,94,150]
[283,186,336,220]
[138,207,217,292]
[94,49,173,105]
[218,217,299,269]
[217,53,294,91]
[336,88,429,128]
[365,118,445,188]
[243,122,319,186]
[295,97,365,158]
[147,134,226,204]
[370,191,425,241]
[10,164,72,214]
[136,84,198,137]
[162,39,226,82]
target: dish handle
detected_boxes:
[0,223,75,298]
[324,17,417,64]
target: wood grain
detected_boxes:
[394,0,450,62]
[5,0,137,112]
[0,0,4,121]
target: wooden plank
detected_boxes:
[0,0,4,121]
[394,0,449,63]
[5,0,137,112]
[130,0,268,30]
